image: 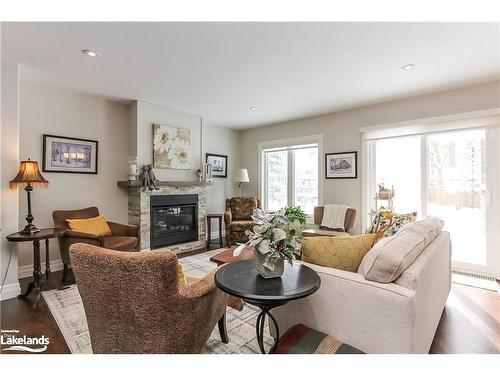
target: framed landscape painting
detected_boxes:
[43,134,98,174]
[325,151,357,179]
[206,153,228,178]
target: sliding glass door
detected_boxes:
[369,128,495,275]
[426,129,488,271]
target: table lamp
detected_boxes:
[10,159,49,234]
[233,168,250,197]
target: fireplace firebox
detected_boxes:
[150,194,198,249]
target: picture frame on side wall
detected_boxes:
[325,151,357,179]
[206,153,228,178]
[42,134,98,174]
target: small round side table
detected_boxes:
[215,259,321,353]
[206,213,224,249]
[6,228,66,309]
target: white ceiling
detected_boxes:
[2,22,499,129]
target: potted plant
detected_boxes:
[233,207,307,278]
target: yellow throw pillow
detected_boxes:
[66,215,112,237]
[302,234,377,272]
[178,264,187,285]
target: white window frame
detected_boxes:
[258,134,323,214]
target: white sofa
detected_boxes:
[270,231,452,353]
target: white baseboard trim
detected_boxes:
[0,282,21,301]
[18,259,65,279]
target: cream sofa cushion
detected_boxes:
[358,216,444,283]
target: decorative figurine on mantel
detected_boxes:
[139,164,160,191]
[128,158,138,181]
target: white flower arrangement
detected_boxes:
[233,207,307,270]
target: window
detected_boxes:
[262,143,318,215]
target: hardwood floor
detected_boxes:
[430,283,499,353]
[0,269,72,354]
[2,265,498,354]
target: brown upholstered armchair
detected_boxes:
[52,207,139,281]
[69,244,229,353]
[224,197,262,246]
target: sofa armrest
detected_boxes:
[223,210,232,225]
[107,221,139,238]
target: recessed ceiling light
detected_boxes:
[401,63,415,71]
[249,106,256,111]
[82,49,98,57]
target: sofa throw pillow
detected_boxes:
[302,234,378,272]
[66,215,112,237]
[358,216,444,283]
[178,264,187,284]
[367,209,417,238]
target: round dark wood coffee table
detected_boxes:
[215,259,321,354]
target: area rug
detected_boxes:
[41,249,273,354]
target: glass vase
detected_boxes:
[255,251,285,279]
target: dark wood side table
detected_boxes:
[215,259,321,354]
[6,228,66,309]
[206,213,224,249]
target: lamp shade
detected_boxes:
[10,159,49,188]
[233,168,250,183]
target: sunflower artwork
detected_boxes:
[152,124,191,169]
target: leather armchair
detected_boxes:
[302,206,357,238]
[224,197,261,246]
[52,207,139,281]
[69,243,229,353]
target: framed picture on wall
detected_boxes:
[42,134,98,174]
[152,123,191,169]
[206,153,228,178]
[325,151,357,179]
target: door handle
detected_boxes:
[481,190,492,205]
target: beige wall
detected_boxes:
[132,101,202,181]
[0,59,21,300]
[240,80,500,234]
[17,82,130,270]
[203,123,241,237]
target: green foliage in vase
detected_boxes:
[284,206,308,225]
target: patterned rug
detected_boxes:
[41,249,273,354]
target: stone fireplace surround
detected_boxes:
[120,181,207,254]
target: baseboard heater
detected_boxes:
[451,270,499,294]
